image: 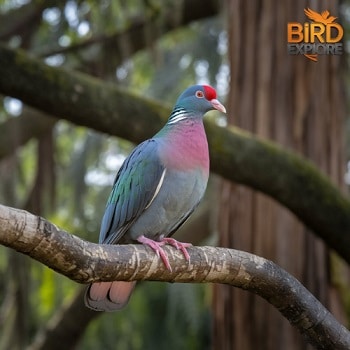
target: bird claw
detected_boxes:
[160,237,192,261]
[137,235,172,271]
[137,235,192,271]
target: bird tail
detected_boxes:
[84,281,136,312]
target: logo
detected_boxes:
[287,8,343,61]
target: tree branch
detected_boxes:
[0,1,49,40]
[0,203,349,350]
[0,44,350,264]
[37,0,219,59]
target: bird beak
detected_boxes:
[211,99,226,114]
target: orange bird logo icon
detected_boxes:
[304,8,337,25]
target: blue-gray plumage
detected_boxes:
[85,85,226,311]
[99,139,165,245]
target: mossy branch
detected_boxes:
[0,44,350,265]
[0,203,349,350]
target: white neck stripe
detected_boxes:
[168,107,187,125]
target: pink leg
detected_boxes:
[137,236,192,271]
[160,237,192,261]
[137,235,172,271]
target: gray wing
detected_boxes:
[99,139,165,244]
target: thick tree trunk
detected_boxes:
[213,1,346,349]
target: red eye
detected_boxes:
[196,90,204,98]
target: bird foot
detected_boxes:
[137,235,192,271]
[137,235,172,271]
[159,237,192,262]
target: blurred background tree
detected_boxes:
[0,1,348,349]
[213,1,348,350]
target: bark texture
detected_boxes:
[0,203,349,350]
[213,1,346,349]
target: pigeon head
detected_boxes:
[175,85,226,115]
